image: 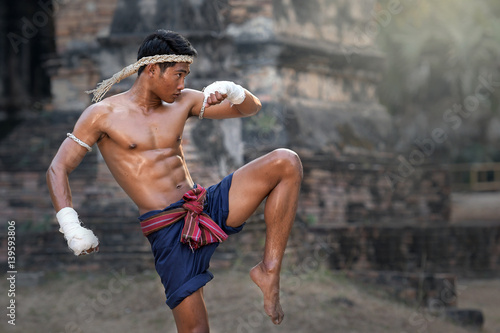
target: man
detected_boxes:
[47,29,302,332]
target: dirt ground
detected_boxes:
[2,192,498,333]
[2,264,499,333]
[459,278,500,333]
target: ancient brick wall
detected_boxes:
[1,0,477,277]
[299,155,451,226]
[54,0,118,53]
[51,0,118,111]
[310,224,500,276]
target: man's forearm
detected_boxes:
[46,163,100,256]
[234,90,262,117]
[201,81,262,119]
[46,164,74,212]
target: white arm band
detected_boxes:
[56,207,99,256]
[199,95,208,120]
[203,81,246,105]
[67,133,93,152]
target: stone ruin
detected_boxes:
[0,1,498,318]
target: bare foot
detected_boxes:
[249,261,284,325]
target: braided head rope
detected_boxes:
[85,54,194,102]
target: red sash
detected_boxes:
[140,186,228,250]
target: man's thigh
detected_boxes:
[172,288,209,333]
[226,149,294,228]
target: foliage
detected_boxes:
[374,0,500,163]
[375,0,500,114]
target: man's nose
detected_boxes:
[178,78,185,90]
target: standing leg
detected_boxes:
[225,149,303,324]
[172,288,210,333]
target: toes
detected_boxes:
[271,311,284,325]
[266,305,284,325]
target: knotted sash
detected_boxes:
[140,186,228,250]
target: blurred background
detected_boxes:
[1,0,499,332]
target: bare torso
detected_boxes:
[96,91,196,215]
[49,62,259,215]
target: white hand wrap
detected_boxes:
[56,207,99,256]
[203,81,246,105]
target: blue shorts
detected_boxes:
[138,173,244,309]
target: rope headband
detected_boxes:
[85,54,194,102]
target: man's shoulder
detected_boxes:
[178,89,203,117]
[75,99,117,132]
[179,88,202,102]
[82,95,121,117]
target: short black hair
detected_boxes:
[137,29,197,75]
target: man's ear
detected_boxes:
[146,64,157,76]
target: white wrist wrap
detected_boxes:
[56,207,99,256]
[203,81,246,105]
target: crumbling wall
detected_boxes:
[0,0,467,275]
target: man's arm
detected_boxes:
[188,81,262,119]
[47,139,89,211]
[46,104,104,255]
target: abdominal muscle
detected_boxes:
[100,145,195,215]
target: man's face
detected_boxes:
[157,62,191,103]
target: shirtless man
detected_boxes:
[46,29,302,332]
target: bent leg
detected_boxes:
[226,148,303,324]
[172,288,210,333]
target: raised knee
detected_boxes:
[270,148,303,179]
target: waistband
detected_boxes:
[139,186,228,250]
